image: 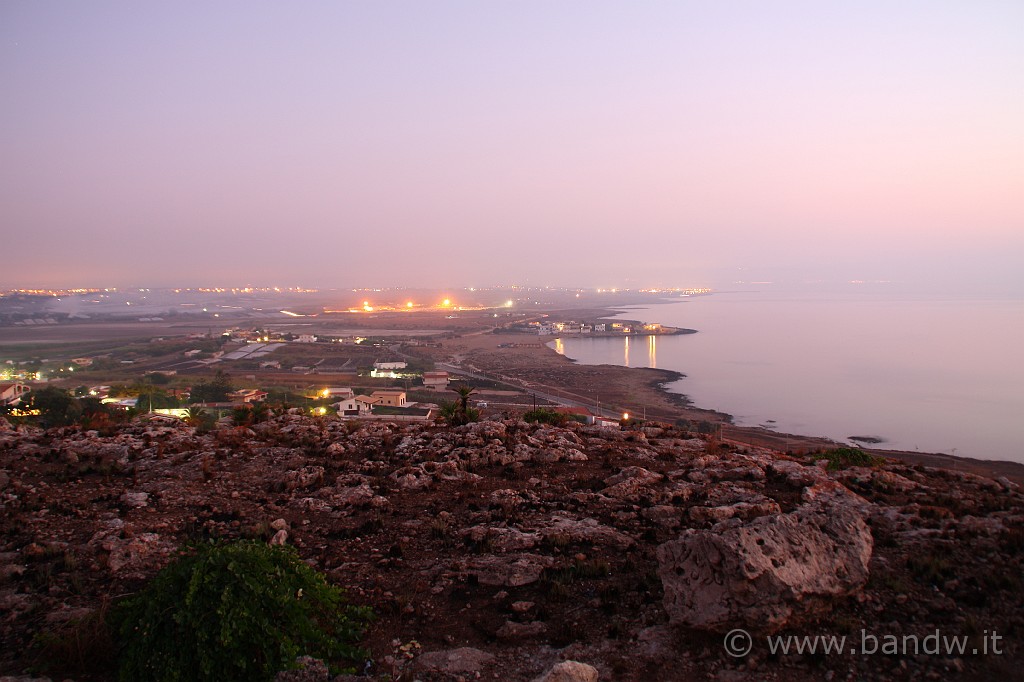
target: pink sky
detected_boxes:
[1,2,1021,292]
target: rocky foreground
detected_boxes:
[1,415,1022,681]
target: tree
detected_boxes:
[231,405,253,427]
[455,385,475,413]
[23,387,80,428]
[437,401,459,425]
[183,405,208,428]
[437,384,479,426]
[132,384,180,411]
[189,371,233,403]
[80,398,129,431]
[249,401,270,424]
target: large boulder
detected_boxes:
[656,487,872,633]
[532,661,599,682]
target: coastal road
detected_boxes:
[435,362,625,419]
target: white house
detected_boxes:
[370,390,407,407]
[0,382,30,406]
[296,334,318,343]
[373,361,408,370]
[422,371,449,391]
[321,387,354,399]
[334,397,370,416]
[229,389,268,403]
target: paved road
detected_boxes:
[435,361,625,419]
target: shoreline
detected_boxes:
[435,308,1024,487]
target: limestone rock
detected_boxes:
[657,488,872,633]
[601,466,663,498]
[91,531,172,574]
[496,619,547,639]
[532,660,600,682]
[462,526,539,552]
[330,483,375,507]
[537,513,634,549]
[416,647,495,673]
[464,553,554,587]
[119,491,150,508]
[284,465,325,490]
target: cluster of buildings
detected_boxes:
[535,321,607,335]
[535,320,665,336]
[2,358,456,424]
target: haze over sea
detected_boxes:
[553,289,1024,464]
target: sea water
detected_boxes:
[552,291,1024,463]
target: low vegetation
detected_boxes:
[817,447,885,471]
[523,408,571,426]
[111,541,371,682]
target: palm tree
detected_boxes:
[455,385,475,414]
[437,400,459,425]
[183,405,208,428]
[438,384,479,426]
[231,405,253,427]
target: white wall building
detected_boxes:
[422,371,450,391]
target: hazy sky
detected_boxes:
[2,1,1022,292]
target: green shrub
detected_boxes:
[523,408,569,426]
[819,447,884,471]
[113,540,371,682]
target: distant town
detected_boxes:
[0,286,710,432]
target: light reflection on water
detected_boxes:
[549,292,1024,463]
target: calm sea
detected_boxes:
[552,291,1024,463]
